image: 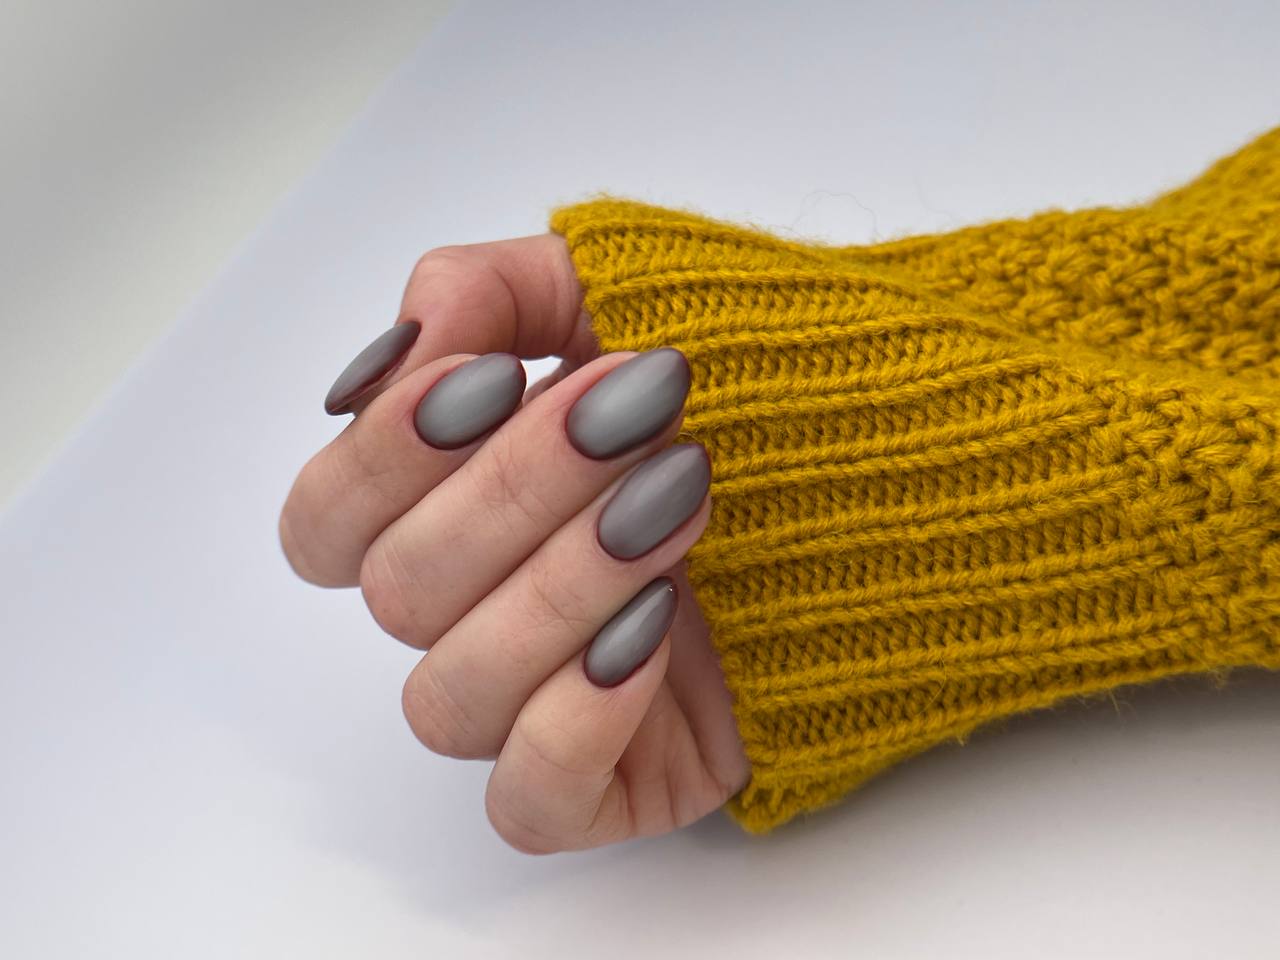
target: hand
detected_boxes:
[279,235,750,853]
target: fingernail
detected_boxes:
[566,348,691,459]
[585,577,678,687]
[414,353,526,449]
[598,444,710,560]
[324,321,421,415]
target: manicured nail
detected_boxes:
[324,321,421,415]
[585,578,678,687]
[566,348,691,459]
[597,444,711,560]
[414,353,526,449]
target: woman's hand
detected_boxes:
[279,235,750,853]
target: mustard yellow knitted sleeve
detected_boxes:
[549,126,1280,834]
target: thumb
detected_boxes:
[330,233,592,416]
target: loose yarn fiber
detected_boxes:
[551,127,1280,833]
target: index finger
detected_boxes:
[325,234,596,416]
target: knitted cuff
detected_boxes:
[550,127,1280,834]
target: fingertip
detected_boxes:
[323,320,422,416]
[583,577,678,688]
[399,234,588,361]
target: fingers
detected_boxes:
[358,350,692,649]
[483,632,672,854]
[323,234,596,417]
[293,232,593,582]
[281,352,519,587]
[400,447,711,758]
[322,321,422,416]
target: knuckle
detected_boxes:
[484,784,561,856]
[517,709,599,781]
[278,461,348,588]
[519,553,595,639]
[334,422,401,513]
[277,506,324,586]
[414,243,473,273]
[410,246,496,308]
[468,432,557,534]
[402,666,488,760]
[411,245,471,283]
[405,242,517,355]
[484,712,624,854]
[583,781,633,850]
[359,539,429,648]
[470,434,523,513]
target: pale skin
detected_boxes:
[279,234,751,854]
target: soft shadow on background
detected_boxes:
[0,0,453,506]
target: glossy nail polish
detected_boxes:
[585,578,678,687]
[597,444,711,560]
[566,348,691,459]
[414,353,526,449]
[324,321,421,415]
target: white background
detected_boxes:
[3,2,1279,957]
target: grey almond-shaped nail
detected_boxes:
[585,577,678,687]
[324,321,421,415]
[598,443,711,560]
[566,348,691,459]
[414,353,527,449]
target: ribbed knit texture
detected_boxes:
[550,127,1280,834]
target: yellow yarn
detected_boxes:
[550,127,1280,834]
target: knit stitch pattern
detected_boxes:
[550,127,1280,834]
